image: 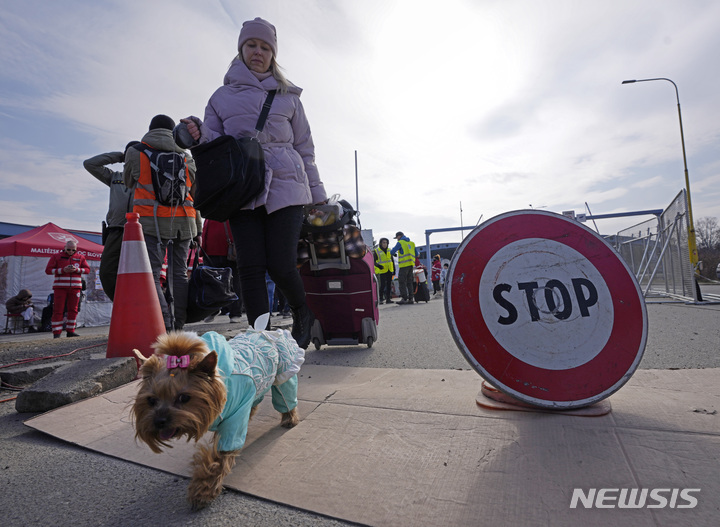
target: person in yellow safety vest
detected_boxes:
[373,237,395,304]
[390,231,418,305]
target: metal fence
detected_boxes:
[614,190,696,301]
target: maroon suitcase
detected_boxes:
[300,248,379,349]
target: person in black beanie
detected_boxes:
[123,114,202,330]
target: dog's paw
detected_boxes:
[188,443,237,511]
[187,477,223,511]
[281,407,300,428]
[189,494,213,511]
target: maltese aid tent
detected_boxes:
[0,223,111,327]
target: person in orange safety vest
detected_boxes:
[123,114,202,331]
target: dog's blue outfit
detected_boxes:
[201,330,304,452]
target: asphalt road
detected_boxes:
[1,290,719,526]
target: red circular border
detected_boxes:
[446,211,646,405]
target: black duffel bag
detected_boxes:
[185,250,238,323]
[191,135,265,221]
[185,90,276,222]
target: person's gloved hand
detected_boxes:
[180,117,203,142]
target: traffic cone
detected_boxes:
[106,213,166,368]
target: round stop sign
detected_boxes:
[445,210,647,409]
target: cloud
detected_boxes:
[0,139,107,229]
[631,176,664,189]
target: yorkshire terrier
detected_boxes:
[132,323,304,510]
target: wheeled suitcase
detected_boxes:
[414,279,430,303]
[413,266,430,303]
[299,237,379,350]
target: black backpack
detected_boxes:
[135,144,188,206]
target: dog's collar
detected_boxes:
[166,355,191,370]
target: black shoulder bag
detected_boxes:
[185,248,239,324]
[191,90,277,222]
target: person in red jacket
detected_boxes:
[45,240,90,338]
[431,254,443,295]
[200,219,243,322]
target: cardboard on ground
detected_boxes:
[26,365,719,526]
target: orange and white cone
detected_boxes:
[106,213,165,368]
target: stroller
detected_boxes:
[298,199,379,349]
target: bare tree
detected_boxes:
[695,216,720,250]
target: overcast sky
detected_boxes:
[1,0,719,246]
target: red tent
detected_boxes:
[0,223,103,260]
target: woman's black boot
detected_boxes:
[291,304,314,349]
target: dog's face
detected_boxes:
[132,332,227,453]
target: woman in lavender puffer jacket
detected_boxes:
[182,17,326,348]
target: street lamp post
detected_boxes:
[622,77,700,301]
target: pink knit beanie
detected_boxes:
[238,17,277,56]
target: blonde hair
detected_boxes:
[232,54,290,94]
